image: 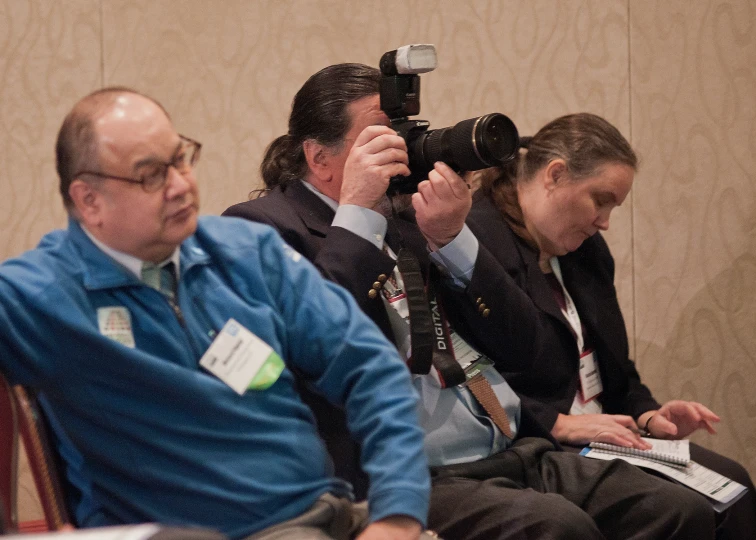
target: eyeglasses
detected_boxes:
[75,135,202,193]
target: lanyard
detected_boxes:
[548,257,584,353]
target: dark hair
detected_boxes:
[480,113,638,246]
[259,63,380,192]
[56,86,169,212]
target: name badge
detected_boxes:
[199,319,284,394]
[450,330,494,385]
[387,292,409,319]
[98,307,136,348]
[578,349,603,402]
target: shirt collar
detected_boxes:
[81,226,181,280]
[301,180,339,211]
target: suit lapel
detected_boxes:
[513,238,570,327]
[284,180,335,237]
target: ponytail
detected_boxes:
[258,134,306,192]
[479,149,538,250]
[256,63,381,197]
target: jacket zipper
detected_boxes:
[165,292,203,358]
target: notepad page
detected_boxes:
[642,437,690,462]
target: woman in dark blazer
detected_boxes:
[453,113,755,537]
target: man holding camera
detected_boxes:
[224,61,715,540]
[0,87,433,540]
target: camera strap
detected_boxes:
[387,211,465,385]
[396,248,433,376]
[395,246,466,386]
[425,272,467,388]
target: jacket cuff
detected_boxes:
[368,487,429,529]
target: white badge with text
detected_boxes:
[199,318,284,395]
[450,330,494,384]
[578,349,603,402]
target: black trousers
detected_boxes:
[560,442,756,540]
[683,443,754,540]
[429,438,715,540]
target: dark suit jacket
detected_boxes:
[226,181,428,339]
[224,181,557,478]
[449,192,660,431]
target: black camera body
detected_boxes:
[379,45,519,195]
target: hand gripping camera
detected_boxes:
[379,44,520,195]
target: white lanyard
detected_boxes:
[548,257,585,353]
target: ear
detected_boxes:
[302,139,334,184]
[69,179,103,227]
[543,159,568,191]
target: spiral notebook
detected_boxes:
[588,437,690,466]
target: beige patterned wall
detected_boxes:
[1,0,753,524]
[630,0,756,476]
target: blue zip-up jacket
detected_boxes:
[0,216,429,539]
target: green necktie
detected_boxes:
[141,261,177,299]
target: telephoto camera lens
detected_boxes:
[407,113,519,175]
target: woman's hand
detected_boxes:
[552,413,651,449]
[637,401,719,439]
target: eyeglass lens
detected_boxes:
[142,140,199,192]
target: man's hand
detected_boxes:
[551,413,652,449]
[412,162,472,250]
[356,515,423,540]
[340,125,409,209]
[638,401,719,439]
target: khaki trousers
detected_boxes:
[244,493,438,540]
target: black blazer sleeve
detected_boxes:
[441,197,560,373]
